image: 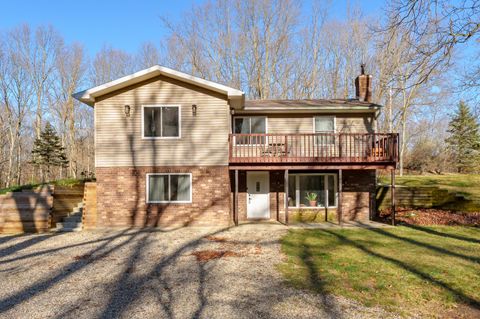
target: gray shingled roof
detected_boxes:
[244,99,382,108]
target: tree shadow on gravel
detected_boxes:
[0,228,136,314]
[0,233,65,258]
[94,225,344,319]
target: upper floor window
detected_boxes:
[234,116,266,134]
[314,116,335,144]
[143,105,180,138]
[234,116,267,144]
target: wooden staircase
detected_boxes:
[55,202,83,232]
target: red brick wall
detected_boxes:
[341,170,376,221]
[96,166,232,227]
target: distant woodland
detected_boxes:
[1,0,479,188]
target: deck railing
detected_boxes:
[229,133,399,164]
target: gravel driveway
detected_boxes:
[0,224,398,319]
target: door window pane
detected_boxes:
[162,107,179,137]
[148,175,168,202]
[251,117,266,133]
[144,107,162,137]
[234,118,249,134]
[170,175,191,201]
[234,117,266,144]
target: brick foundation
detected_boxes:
[96,166,232,227]
[341,170,376,221]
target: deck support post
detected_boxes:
[234,169,239,226]
[285,169,289,225]
[338,169,343,225]
[391,169,396,226]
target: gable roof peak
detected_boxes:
[73,65,244,106]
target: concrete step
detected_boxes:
[55,226,83,232]
[64,216,82,223]
[56,221,82,229]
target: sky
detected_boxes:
[0,0,384,56]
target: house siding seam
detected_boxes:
[96,166,232,227]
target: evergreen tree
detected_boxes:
[31,123,69,182]
[445,101,480,173]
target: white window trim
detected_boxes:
[146,173,192,204]
[313,116,336,146]
[233,116,268,133]
[313,116,336,133]
[141,105,182,139]
[287,173,338,209]
[233,116,268,145]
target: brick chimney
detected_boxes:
[355,64,372,103]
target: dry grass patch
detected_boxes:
[191,250,241,262]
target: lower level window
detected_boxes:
[288,174,337,208]
[147,173,192,203]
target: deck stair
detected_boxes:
[55,202,83,232]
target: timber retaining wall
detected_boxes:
[0,184,85,234]
[376,185,480,212]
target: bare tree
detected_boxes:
[0,28,34,187]
[90,45,135,85]
[384,0,480,86]
[50,42,86,178]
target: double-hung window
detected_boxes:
[314,116,335,145]
[287,173,337,208]
[233,116,267,145]
[147,173,192,203]
[143,106,180,138]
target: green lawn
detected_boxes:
[379,174,480,200]
[279,226,480,317]
[0,178,89,195]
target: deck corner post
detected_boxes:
[338,169,343,225]
[234,169,239,226]
[285,169,289,225]
[391,169,396,226]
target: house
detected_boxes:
[73,65,398,227]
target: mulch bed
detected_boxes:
[378,208,480,226]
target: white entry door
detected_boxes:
[247,172,270,219]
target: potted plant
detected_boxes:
[305,192,318,207]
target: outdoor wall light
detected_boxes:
[230,109,235,115]
[192,104,197,116]
[124,105,131,117]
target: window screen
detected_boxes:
[147,174,191,203]
[315,117,335,144]
[143,106,180,138]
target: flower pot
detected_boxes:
[309,200,317,207]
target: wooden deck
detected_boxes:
[229,133,398,166]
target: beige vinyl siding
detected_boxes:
[95,75,230,167]
[254,113,375,134]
